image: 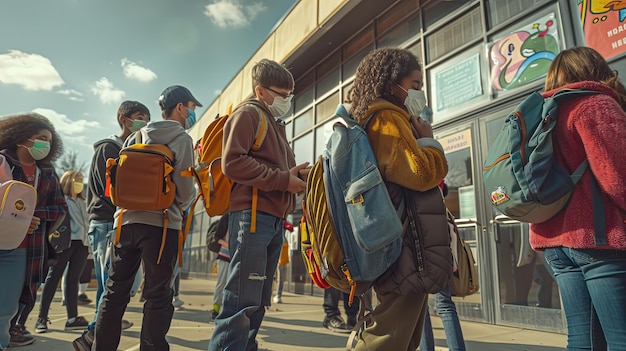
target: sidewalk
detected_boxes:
[15,276,566,351]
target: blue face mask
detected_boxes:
[185,108,196,130]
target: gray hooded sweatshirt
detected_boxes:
[113,120,196,230]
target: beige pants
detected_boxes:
[354,291,428,351]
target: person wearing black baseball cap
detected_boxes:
[158,85,203,130]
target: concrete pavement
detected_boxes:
[14,276,567,350]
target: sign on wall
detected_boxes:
[433,53,482,112]
[488,13,560,91]
[578,0,626,60]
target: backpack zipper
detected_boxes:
[514,111,528,164]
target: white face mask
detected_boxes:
[398,84,427,117]
[268,95,292,119]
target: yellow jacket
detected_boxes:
[362,98,448,190]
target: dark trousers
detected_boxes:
[93,223,178,351]
[39,240,89,319]
[80,258,94,284]
[323,287,359,321]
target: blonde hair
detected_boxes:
[544,46,626,110]
[60,170,85,199]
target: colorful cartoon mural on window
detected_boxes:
[579,0,626,60]
[489,13,560,91]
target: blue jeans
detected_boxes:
[208,210,283,351]
[420,282,466,351]
[544,246,626,351]
[0,249,26,349]
[87,220,113,331]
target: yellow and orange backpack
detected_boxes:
[183,104,267,232]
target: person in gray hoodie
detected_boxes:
[89,85,199,351]
[72,100,149,351]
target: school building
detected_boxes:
[183,0,626,334]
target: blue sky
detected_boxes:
[0,0,297,169]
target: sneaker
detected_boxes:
[77,293,92,305]
[121,319,134,330]
[172,296,184,308]
[61,299,66,306]
[72,330,94,351]
[272,295,282,304]
[322,315,351,333]
[35,318,50,333]
[15,324,32,336]
[9,326,36,347]
[65,316,89,330]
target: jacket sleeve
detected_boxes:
[89,142,119,206]
[572,95,626,211]
[38,171,67,224]
[171,134,196,210]
[222,107,290,192]
[368,112,448,191]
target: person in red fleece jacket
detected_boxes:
[530,46,626,350]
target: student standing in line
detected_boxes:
[208,59,309,351]
[72,100,150,350]
[89,85,198,351]
[0,113,66,348]
[36,170,90,333]
[530,46,626,350]
[348,48,450,351]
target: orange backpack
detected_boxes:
[106,132,186,265]
[183,104,267,232]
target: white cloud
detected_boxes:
[121,58,157,82]
[204,1,267,28]
[57,89,85,101]
[32,108,100,140]
[91,77,125,105]
[0,50,64,91]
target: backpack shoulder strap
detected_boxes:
[247,104,268,152]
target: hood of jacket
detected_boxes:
[137,120,187,145]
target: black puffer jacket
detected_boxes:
[374,184,452,296]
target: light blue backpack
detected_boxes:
[301,104,403,301]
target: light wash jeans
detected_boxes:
[208,210,283,351]
[420,282,466,351]
[87,220,113,332]
[0,249,26,349]
[544,246,626,351]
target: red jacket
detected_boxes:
[530,81,626,250]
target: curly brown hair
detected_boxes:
[0,112,64,163]
[347,47,421,122]
[545,46,626,111]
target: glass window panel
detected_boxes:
[486,0,546,29]
[342,46,373,79]
[294,108,313,136]
[423,0,472,29]
[344,26,374,61]
[437,129,474,219]
[426,6,482,62]
[316,92,340,124]
[316,68,339,99]
[406,40,424,67]
[342,81,354,103]
[377,11,422,48]
[293,132,315,165]
[294,72,314,113]
[377,0,418,34]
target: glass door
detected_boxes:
[436,125,487,322]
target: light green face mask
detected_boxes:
[25,139,51,160]
[129,119,147,132]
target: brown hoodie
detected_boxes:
[221,98,297,218]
